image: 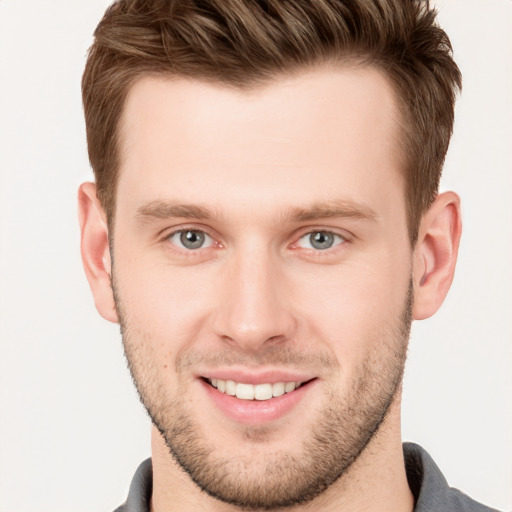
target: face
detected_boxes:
[111,67,413,509]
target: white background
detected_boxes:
[0,1,510,511]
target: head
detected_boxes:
[79,1,462,509]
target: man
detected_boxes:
[78,0,500,511]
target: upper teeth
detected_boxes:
[208,379,302,401]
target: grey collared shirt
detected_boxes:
[114,443,501,511]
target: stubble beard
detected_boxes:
[114,280,412,510]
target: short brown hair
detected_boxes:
[82,0,461,243]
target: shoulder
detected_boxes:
[404,443,502,512]
[113,459,153,512]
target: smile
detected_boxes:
[207,378,303,401]
[201,375,317,424]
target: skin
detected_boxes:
[79,65,461,511]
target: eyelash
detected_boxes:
[293,230,347,252]
[162,227,349,255]
[164,227,218,252]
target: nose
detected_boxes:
[212,246,297,352]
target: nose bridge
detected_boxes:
[213,241,294,350]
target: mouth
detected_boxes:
[199,372,318,423]
[204,378,309,401]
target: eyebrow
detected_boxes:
[283,199,378,223]
[135,198,377,224]
[136,201,219,222]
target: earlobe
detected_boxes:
[78,182,119,323]
[412,191,462,320]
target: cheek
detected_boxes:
[291,254,411,362]
[114,256,220,356]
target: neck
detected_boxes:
[150,394,414,512]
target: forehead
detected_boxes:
[117,66,403,221]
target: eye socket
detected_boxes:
[296,231,345,251]
[167,229,214,250]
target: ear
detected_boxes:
[412,191,462,320]
[78,182,118,323]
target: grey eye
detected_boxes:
[297,231,344,250]
[181,230,205,249]
[168,230,213,250]
[310,232,334,250]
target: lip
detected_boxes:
[199,375,317,425]
[200,369,316,385]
